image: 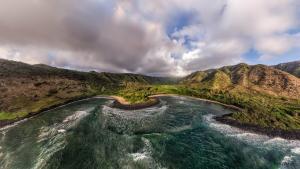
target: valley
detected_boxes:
[0,59,299,132]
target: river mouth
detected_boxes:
[0,96,300,169]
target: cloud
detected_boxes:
[0,0,177,75]
[0,0,299,76]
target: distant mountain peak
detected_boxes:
[272,60,300,78]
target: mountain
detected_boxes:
[0,59,170,86]
[180,62,300,130]
[1,59,299,130]
[272,60,300,78]
[180,63,300,99]
[0,59,171,120]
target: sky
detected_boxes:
[0,0,299,76]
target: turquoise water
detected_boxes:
[0,96,300,169]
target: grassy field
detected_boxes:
[0,88,98,121]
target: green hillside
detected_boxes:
[178,63,300,130]
[0,59,172,121]
[116,63,300,130]
[0,59,299,131]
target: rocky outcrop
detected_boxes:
[110,97,160,110]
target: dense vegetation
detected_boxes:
[0,58,299,131]
[0,59,174,122]
[116,63,300,130]
[116,84,300,130]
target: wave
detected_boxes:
[203,114,300,146]
[37,111,88,142]
[280,155,295,169]
[127,137,167,169]
[33,132,66,169]
[129,137,152,162]
[102,102,168,119]
[166,124,193,133]
[203,114,300,169]
[291,148,300,155]
[63,111,88,123]
[34,110,89,169]
[100,103,169,134]
[0,118,29,132]
[0,97,99,133]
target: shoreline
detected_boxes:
[149,94,244,112]
[1,94,300,140]
[215,115,300,140]
[110,96,160,110]
[112,94,300,140]
[109,94,242,111]
[0,95,95,128]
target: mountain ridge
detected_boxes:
[0,58,299,131]
[0,58,172,85]
[181,62,300,99]
[272,60,300,78]
[0,59,172,120]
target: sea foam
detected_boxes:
[203,114,300,169]
[34,110,89,169]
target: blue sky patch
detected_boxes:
[243,48,261,63]
[166,10,198,37]
[287,28,300,35]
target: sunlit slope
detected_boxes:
[0,59,171,120]
[181,63,300,99]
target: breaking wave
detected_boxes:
[203,114,300,169]
[127,137,167,169]
[34,111,89,169]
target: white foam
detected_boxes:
[264,137,286,144]
[204,114,252,137]
[280,155,295,169]
[38,111,88,143]
[291,148,300,155]
[204,114,300,169]
[38,125,59,143]
[0,98,97,132]
[131,152,149,161]
[63,111,88,123]
[102,104,168,119]
[0,118,28,132]
[57,129,66,133]
[34,111,90,169]
[178,100,185,104]
[203,114,300,146]
[33,133,66,169]
[129,137,152,162]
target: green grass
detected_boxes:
[0,111,28,120]
[115,84,300,130]
[0,97,76,121]
[0,88,98,121]
[1,81,300,131]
